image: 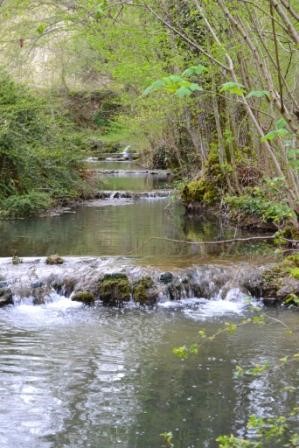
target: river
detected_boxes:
[0,159,298,448]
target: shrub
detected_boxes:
[225,178,296,226]
[1,191,51,217]
[0,69,88,217]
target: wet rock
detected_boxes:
[238,269,263,297]
[0,288,13,307]
[12,255,23,265]
[167,280,185,301]
[98,273,131,306]
[262,296,280,306]
[276,278,299,301]
[32,291,47,305]
[63,276,77,296]
[46,255,64,265]
[72,290,95,304]
[133,276,158,305]
[160,272,174,284]
[31,281,44,289]
[0,280,8,289]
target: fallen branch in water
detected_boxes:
[134,235,299,256]
[149,235,277,245]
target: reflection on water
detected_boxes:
[97,173,171,191]
[86,161,142,170]
[0,200,273,265]
[0,301,297,448]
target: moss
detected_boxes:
[283,253,299,268]
[181,146,228,205]
[182,178,219,205]
[133,276,157,305]
[288,267,299,280]
[46,255,64,265]
[261,252,299,302]
[284,294,299,306]
[72,290,95,304]
[98,273,131,306]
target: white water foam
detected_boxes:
[1,293,83,329]
[159,288,253,321]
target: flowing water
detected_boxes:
[0,159,298,448]
[0,161,273,266]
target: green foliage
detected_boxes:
[285,294,299,306]
[219,81,246,96]
[0,192,51,218]
[216,434,257,448]
[172,344,198,359]
[0,70,88,217]
[246,90,270,99]
[288,267,299,280]
[182,64,208,77]
[261,119,289,143]
[225,178,295,225]
[160,432,174,448]
[143,75,202,98]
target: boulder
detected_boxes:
[98,273,131,306]
[72,290,95,304]
[133,276,158,305]
[0,288,13,307]
[159,272,174,284]
[46,255,64,265]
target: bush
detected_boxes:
[225,178,296,226]
[0,69,88,217]
[1,192,51,217]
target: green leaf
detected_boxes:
[36,23,47,35]
[183,64,208,77]
[276,118,287,129]
[143,79,165,96]
[220,81,246,96]
[189,83,203,92]
[246,90,270,99]
[261,128,289,142]
[175,86,192,97]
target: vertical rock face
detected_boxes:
[0,288,13,307]
[98,273,131,306]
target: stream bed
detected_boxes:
[0,159,298,448]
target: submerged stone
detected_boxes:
[0,288,13,307]
[133,276,158,305]
[98,273,131,306]
[72,290,95,304]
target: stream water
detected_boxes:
[0,159,298,448]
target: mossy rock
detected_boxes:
[98,273,131,306]
[72,290,95,304]
[46,255,64,265]
[261,255,299,304]
[132,276,158,305]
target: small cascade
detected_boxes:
[94,190,174,199]
[0,257,262,311]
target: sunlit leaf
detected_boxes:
[220,81,246,96]
[246,90,270,99]
[183,64,208,77]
